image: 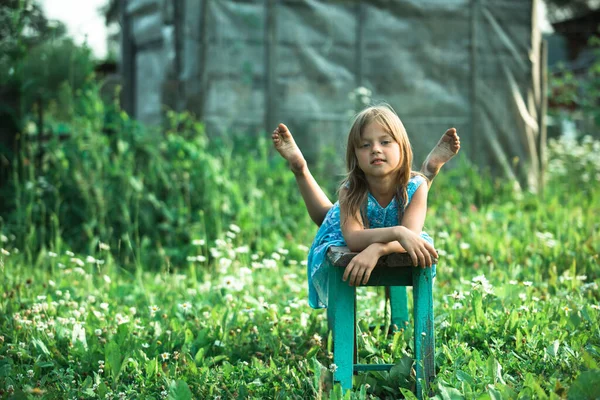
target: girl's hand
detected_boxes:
[395,226,438,268]
[343,244,382,286]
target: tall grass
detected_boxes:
[0,81,598,399]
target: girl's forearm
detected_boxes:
[344,226,406,252]
[294,166,333,226]
[374,241,406,257]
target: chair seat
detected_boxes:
[328,246,415,286]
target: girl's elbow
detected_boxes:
[345,237,364,252]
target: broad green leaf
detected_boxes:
[472,290,486,326]
[568,370,600,400]
[31,338,51,357]
[545,340,560,358]
[169,379,193,400]
[389,356,412,383]
[456,370,475,386]
[487,356,505,385]
[105,341,124,381]
[0,360,11,378]
[399,388,419,400]
[436,380,465,400]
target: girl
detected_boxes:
[275,105,448,309]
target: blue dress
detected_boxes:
[307,175,434,309]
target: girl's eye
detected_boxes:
[381,140,391,145]
[361,143,370,148]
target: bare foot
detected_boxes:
[272,123,307,174]
[422,128,460,180]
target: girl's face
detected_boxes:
[355,121,401,178]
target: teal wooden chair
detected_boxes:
[326,246,435,399]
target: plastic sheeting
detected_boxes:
[122,0,545,191]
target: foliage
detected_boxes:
[0,115,599,398]
[544,0,600,22]
[548,36,600,138]
[2,81,318,269]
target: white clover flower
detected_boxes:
[215,239,227,248]
[178,302,192,312]
[449,291,466,300]
[86,256,97,264]
[509,280,518,285]
[65,251,75,257]
[192,239,205,246]
[27,369,34,378]
[1,248,10,256]
[214,340,225,347]
[329,363,338,373]
[70,257,85,267]
[297,244,309,252]
[99,242,110,251]
[219,257,232,269]
[523,281,533,287]
[452,303,463,310]
[460,242,471,250]
[116,313,130,325]
[103,275,111,284]
[440,320,451,329]
[271,252,281,260]
[149,305,160,315]
[95,329,102,336]
[226,231,236,239]
[221,276,243,291]
[100,303,109,311]
[519,293,527,301]
[263,259,277,269]
[0,235,7,242]
[438,231,450,239]
[235,245,249,254]
[229,224,241,233]
[48,251,58,258]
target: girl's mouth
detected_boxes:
[371,159,385,165]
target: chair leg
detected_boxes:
[327,264,337,334]
[330,265,355,390]
[389,286,409,331]
[412,267,435,399]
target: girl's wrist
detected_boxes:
[394,226,407,238]
[368,242,385,257]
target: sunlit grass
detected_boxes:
[0,124,599,398]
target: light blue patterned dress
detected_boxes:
[307,175,434,309]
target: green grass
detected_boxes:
[0,125,599,399]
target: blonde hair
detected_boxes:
[339,104,418,227]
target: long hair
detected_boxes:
[339,104,417,227]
